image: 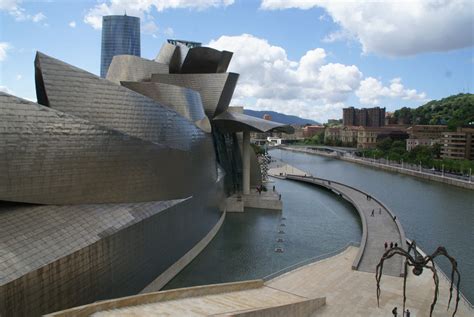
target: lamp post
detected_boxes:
[419,161,422,172]
[401,159,404,169]
[470,168,472,183]
[442,164,444,178]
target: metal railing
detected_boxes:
[263,241,360,281]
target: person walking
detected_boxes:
[392,306,398,317]
[395,242,398,248]
[273,185,275,192]
[379,207,382,214]
[390,242,394,249]
[384,241,388,250]
[371,209,375,217]
[405,309,410,317]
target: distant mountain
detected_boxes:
[243,110,320,125]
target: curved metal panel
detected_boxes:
[150,73,239,118]
[212,111,295,133]
[0,93,194,205]
[155,42,188,73]
[106,55,168,84]
[120,81,211,133]
[181,47,233,74]
[34,52,203,152]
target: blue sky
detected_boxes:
[0,0,473,122]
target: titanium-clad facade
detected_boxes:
[121,81,212,132]
[0,93,192,205]
[151,73,239,118]
[106,55,168,84]
[101,15,140,78]
[0,37,293,316]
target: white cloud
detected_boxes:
[260,0,474,56]
[0,85,14,94]
[0,0,47,23]
[0,42,12,61]
[84,0,234,29]
[208,34,362,121]
[209,34,426,121]
[356,77,427,105]
[31,12,46,22]
[69,21,76,28]
[16,74,22,80]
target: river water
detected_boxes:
[165,148,473,303]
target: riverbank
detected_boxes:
[281,146,474,190]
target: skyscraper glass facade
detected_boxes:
[100,15,140,78]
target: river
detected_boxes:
[165,148,473,303]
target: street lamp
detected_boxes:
[401,159,404,169]
[419,161,422,172]
[442,164,444,177]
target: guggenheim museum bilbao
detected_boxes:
[0,22,294,317]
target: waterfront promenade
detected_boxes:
[268,160,406,277]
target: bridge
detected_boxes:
[268,161,406,277]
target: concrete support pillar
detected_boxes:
[242,131,250,195]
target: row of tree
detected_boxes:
[358,138,474,175]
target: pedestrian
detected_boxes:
[390,242,394,249]
[379,208,382,214]
[395,242,398,248]
[405,309,410,317]
[393,216,397,221]
[384,241,388,249]
[371,209,374,217]
[392,307,398,317]
[366,195,369,201]
[278,194,281,201]
[273,185,275,192]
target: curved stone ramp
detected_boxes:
[285,174,406,277]
[46,280,326,317]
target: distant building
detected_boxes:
[263,114,272,121]
[407,138,436,151]
[303,125,325,138]
[324,127,340,143]
[343,106,385,127]
[385,112,397,125]
[406,125,448,151]
[340,126,358,146]
[441,128,474,160]
[101,15,141,78]
[356,126,408,149]
[407,125,448,140]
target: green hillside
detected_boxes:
[393,93,474,129]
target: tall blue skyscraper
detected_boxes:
[101,15,140,78]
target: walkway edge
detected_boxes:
[141,210,227,293]
[286,175,406,277]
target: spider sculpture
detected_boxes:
[375,240,461,317]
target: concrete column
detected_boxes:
[242,131,250,195]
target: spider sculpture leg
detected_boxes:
[427,247,461,316]
[375,247,415,307]
[425,261,439,317]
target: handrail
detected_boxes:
[286,174,406,277]
[406,238,473,310]
[263,241,360,281]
